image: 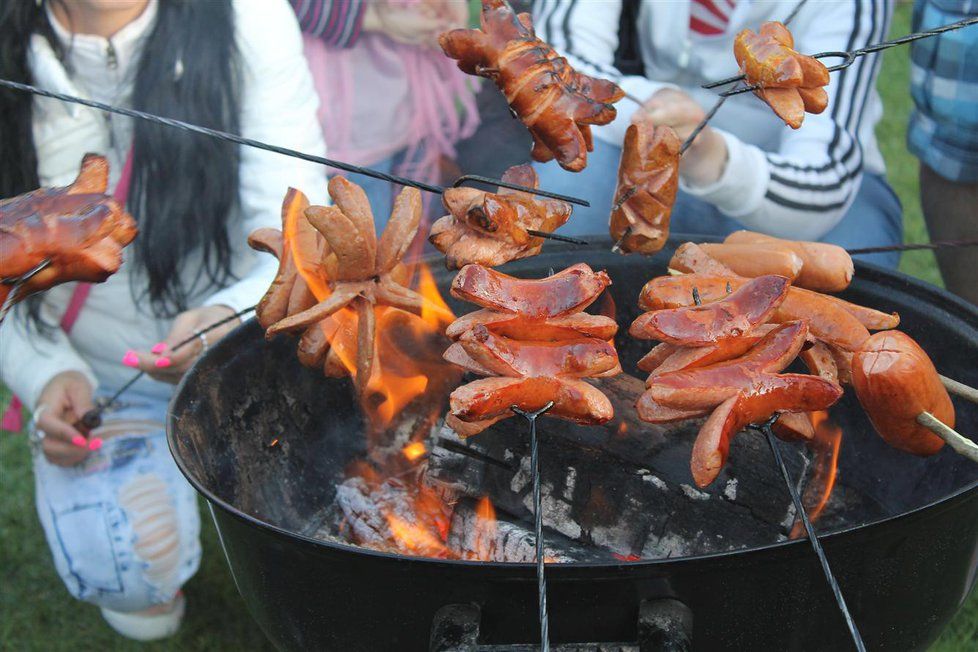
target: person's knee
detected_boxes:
[52,473,193,612]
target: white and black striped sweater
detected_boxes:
[533,0,891,240]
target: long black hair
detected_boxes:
[0,0,240,325]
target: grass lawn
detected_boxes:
[1,2,974,650]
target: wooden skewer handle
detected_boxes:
[917,411,978,464]
[939,375,978,406]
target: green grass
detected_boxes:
[0,2,974,649]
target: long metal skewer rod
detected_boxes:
[848,238,978,255]
[0,79,589,245]
[704,16,978,91]
[511,402,555,652]
[75,304,257,430]
[0,259,52,327]
[757,420,867,652]
[681,17,977,154]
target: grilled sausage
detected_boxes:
[851,330,954,456]
[446,309,617,341]
[609,123,681,254]
[644,325,779,377]
[629,275,789,345]
[450,376,614,425]
[457,325,619,378]
[690,374,843,487]
[696,243,803,282]
[723,231,854,292]
[452,263,611,318]
[646,321,808,409]
[639,274,870,351]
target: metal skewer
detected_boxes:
[0,259,53,327]
[848,239,978,256]
[704,16,978,92]
[0,78,589,247]
[511,401,555,652]
[677,16,978,158]
[753,417,867,652]
[75,304,256,432]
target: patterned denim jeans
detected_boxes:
[32,392,201,612]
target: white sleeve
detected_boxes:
[0,303,98,411]
[205,0,328,312]
[681,1,892,240]
[532,0,676,146]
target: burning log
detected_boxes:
[334,474,453,558]
[426,373,814,558]
[447,498,612,563]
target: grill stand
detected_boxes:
[429,599,693,652]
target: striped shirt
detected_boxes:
[533,0,891,241]
[289,0,366,49]
[690,0,737,36]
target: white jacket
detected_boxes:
[533,0,891,239]
[0,0,328,409]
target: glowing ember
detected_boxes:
[385,514,452,559]
[613,553,642,562]
[402,441,427,462]
[791,411,843,538]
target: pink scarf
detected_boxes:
[303,32,480,188]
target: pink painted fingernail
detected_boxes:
[151,342,167,354]
[88,438,104,451]
[155,357,172,368]
[122,350,139,367]
[71,435,87,447]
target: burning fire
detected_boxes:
[402,441,427,462]
[474,497,498,561]
[791,410,843,538]
[385,513,452,558]
[285,193,456,430]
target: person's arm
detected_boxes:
[288,0,367,48]
[0,301,97,412]
[681,1,891,240]
[204,0,328,315]
[532,0,675,145]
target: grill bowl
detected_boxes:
[168,237,978,651]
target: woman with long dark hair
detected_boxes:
[0,0,326,640]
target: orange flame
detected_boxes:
[473,496,498,561]
[402,441,427,462]
[385,514,452,558]
[284,190,456,430]
[791,411,843,538]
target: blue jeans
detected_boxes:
[535,139,904,268]
[32,391,201,612]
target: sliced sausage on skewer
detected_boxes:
[446,309,617,341]
[452,263,611,318]
[691,374,844,487]
[646,321,809,409]
[458,325,619,378]
[639,274,870,351]
[630,275,790,346]
[449,376,614,425]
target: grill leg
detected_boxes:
[430,599,694,651]
[638,599,694,652]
